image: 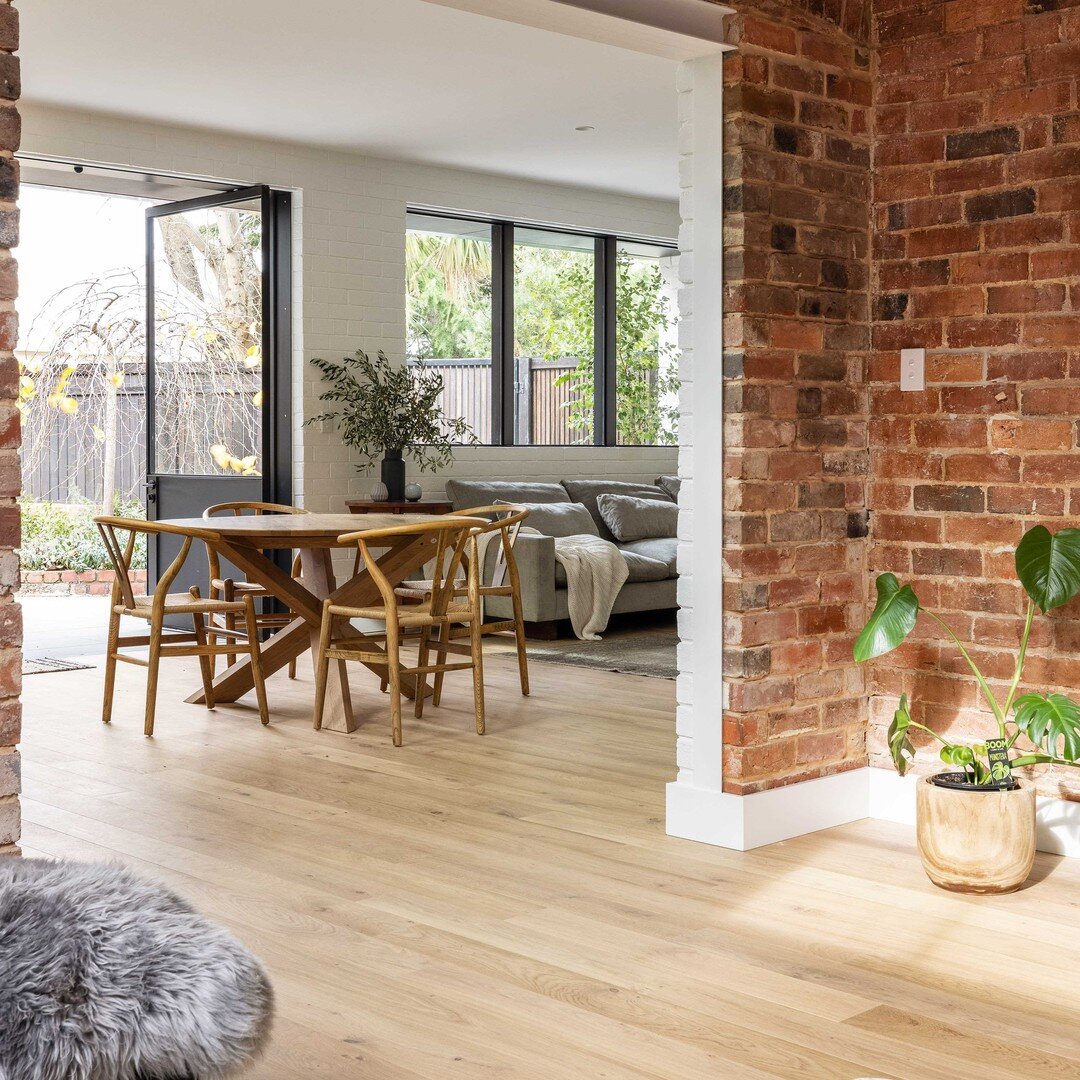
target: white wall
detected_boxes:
[19,104,680,515]
[665,54,729,840]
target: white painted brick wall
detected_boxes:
[672,54,725,792]
[19,105,680,534]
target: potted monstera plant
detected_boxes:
[855,524,1080,893]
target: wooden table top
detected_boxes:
[156,512,457,548]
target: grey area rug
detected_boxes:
[22,656,94,676]
[491,621,677,680]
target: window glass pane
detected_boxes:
[18,185,151,509]
[615,240,680,447]
[406,213,492,444]
[151,199,263,476]
[513,228,594,445]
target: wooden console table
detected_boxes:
[346,499,454,516]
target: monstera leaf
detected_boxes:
[1013,693,1080,762]
[887,694,915,775]
[1015,525,1080,613]
[854,574,919,663]
[939,744,974,768]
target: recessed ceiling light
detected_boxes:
[575,125,596,132]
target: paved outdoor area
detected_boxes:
[21,595,133,662]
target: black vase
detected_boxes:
[381,449,406,501]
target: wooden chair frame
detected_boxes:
[95,516,270,736]
[202,501,308,678]
[313,519,485,746]
[396,504,530,698]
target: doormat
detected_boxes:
[22,656,95,676]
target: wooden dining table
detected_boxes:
[156,512,478,733]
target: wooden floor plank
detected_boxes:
[15,652,1080,1078]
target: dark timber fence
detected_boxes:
[415,355,587,446]
[24,356,593,502]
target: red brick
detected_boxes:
[739,16,798,55]
[952,251,1028,283]
[933,158,1005,194]
[1023,317,1080,347]
[991,418,1073,450]
[907,224,980,258]
[913,418,988,448]
[1030,249,1080,280]
[945,317,1019,348]
[876,133,945,166]
[948,54,1025,96]
[944,453,1020,482]
[941,385,1018,414]
[909,287,984,319]
[986,283,1067,313]
[983,216,1064,251]
[1022,387,1080,416]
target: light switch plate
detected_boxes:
[900,348,925,392]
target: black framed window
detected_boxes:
[406,210,678,447]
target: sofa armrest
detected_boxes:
[496,533,558,622]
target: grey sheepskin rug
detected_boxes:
[0,859,273,1080]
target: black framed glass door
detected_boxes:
[145,185,291,598]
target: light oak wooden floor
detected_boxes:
[18,649,1080,1079]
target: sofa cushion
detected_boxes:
[554,548,669,586]
[656,475,681,500]
[560,479,673,541]
[597,494,678,542]
[512,501,599,539]
[620,536,678,577]
[445,479,568,513]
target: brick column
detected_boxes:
[0,0,18,856]
[720,8,871,795]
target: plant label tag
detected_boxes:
[986,738,1011,787]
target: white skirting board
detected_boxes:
[666,768,871,851]
[668,767,1080,857]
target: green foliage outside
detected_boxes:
[406,232,678,445]
[535,252,679,446]
[19,496,146,572]
[406,233,492,361]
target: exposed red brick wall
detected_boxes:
[722,6,872,794]
[20,567,146,597]
[0,0,17,854]
[868,0,1080,795]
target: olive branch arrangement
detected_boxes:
[306,349,477,472]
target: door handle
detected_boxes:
[142,477,158,505]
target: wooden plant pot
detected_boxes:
[916,775,1036,894]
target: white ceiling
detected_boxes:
[20,0,680,200]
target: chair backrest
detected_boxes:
[452,504,529,589]
[203,501,309,519]
[338,519,482,615]
[95,517,218,609]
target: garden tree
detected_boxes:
[525,251,679,445]
[406,231,678,445]
[406,232,491,360]
[20,208,264,514]
[406,261,491,361]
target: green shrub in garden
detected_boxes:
[19,497,146,572]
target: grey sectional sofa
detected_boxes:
[445,477,679,632]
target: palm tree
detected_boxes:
[406,232,489,303]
